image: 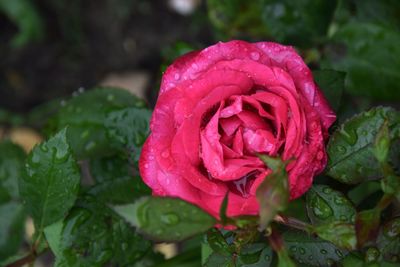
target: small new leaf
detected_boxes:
[355,209,380,248]
[256,155,289,231]
[113,197,216,242]
[374,120,390,164]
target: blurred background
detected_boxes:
[0,0,400,266]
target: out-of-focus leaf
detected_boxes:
[0,202,25,261]
[0,141,26,199]
[284,230,347,266]
[0,0,44,47]
[104,107,151,162]
[326,107,400,184]
[355,209,380,248]
[313,70,345,112]
[50,87,146,159]
[256,155,289,230]
[0,109,24,126]
[314,221,357,250]
[88,156,150,204]
[306,185,356,224]
[56,197,150,266]
[377,217,400,263]
[326,22,400,100]
[19,128,80,230]
[352,0,400,31]
[347,181,381,206]
[207,0,337,47]
[203,252,234,267]
[237,243,273,267]
[113,197,216,242]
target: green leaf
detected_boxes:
[113,197,216,242]
[204,252,235,267]
[381,174,400,198]
[88,156,150,204]
[50,87,146,159]
[206,228,233,256]
[56,197,151,266]
[0,141,26,199]
[237,243,273,267]
[219,193,229,225]
[355,209,381,248]
[44,220,63,258]
[0,0,45,47]
[0,202,26,261]
[284,230,347,266]
[326,107,400,184]
[306,185,356,224]
[376,217,400,263]
[276,249,296,267]
[104,107,152,162]
[256,155,289,230]
[347,181,381,206]
[19,128,80,230]
[326,22,400,100]
[374,121,390,164]
[314,221,357,250]
[313,70,345,112]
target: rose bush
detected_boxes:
[139,40,336,218]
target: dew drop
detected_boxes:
[161,150,170,158]
[310,194,333,219]
[337,145,346,154]
[339,215,347,221]
[265,255,271,261]
[161,212,180,225]
[290,246,297,253]
[85,141,96,151]
[335,249,343,258]
[299,248,306,255]
[320,249,327,254]
[340,127,358,145]
[322,187,332,194]
[40,144,49,152]
[250,52,260,60]
[316,151,324,160]
[174,73,180,80]
[144,163,149,169]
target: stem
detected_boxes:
[274,214,312,233]
[6,252,36,267]
[377,193,394,211]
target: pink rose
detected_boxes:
[139,40,336,218]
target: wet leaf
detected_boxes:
[19,128,80,230]
[256,155,289,230]
[284,230,347,266]
[207,228,233,256]
[0,202,26,261]
[204,252,234,267]
[56,197,150,266]
[306,185,356,224]
[50,87,146,159]
[113,197,216,242]
[314,221,357,250]
[326,107,400,184]
[376,217,400,263]
[313,69,345,112]
[374,121,390,164]
[105,107,152,162]
[237,243,273,267]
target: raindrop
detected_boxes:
[339,215,347,221]
[340,127,358,145]
[250,52,260,60]
[335,249,343,258]
[326,259,334,266]
[161,150,170,158]
[290,246,297,253]
[308,255,313,260]
[320,249,327,254]
[80,130,90,139]
[55,148,69,162]
[174,73,180,80]
[361,129,368,136]
[337,146,346,154]
[316,151,324,160]
[310,194,333,219]
[334,196,346,205]
[265,255,271,261]
[107,94,115,101]
[40,144,49,152]
[299,248,305,255]
[322,187,332,194]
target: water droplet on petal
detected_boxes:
[250,51,260,60]
[161,150,170,158]
[174,73,180,80]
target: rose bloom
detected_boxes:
[140,41,336,218]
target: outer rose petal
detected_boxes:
[139,40,336,220]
